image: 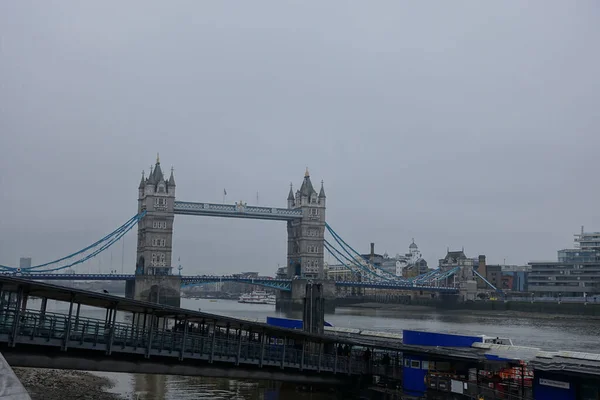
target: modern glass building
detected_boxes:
[528,228,600,297]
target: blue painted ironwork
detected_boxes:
[14,273,137,281]
[411,269,440,283]
[18,273,459,293]
[335,280,459,293]
[174,201,302,221]
[324,240,386,281]
[0,212,146,273]
[430,266,461,282]
[181,276,292,291]
[325,224,402,281]
[472,268,502,293]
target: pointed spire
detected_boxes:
[148,164,155,184]
[319,180,326,198]
[152,154,164,182]
[168,166,176,186]
[138,170,146,189]
[300,168,314,196]
[287,183,294,200]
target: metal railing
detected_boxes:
[0,307,393,378]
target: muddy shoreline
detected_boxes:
[13,367,123,400]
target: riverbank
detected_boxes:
[13,367,123,400]
[341,302,600,320]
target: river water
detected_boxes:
[40,298,600,399]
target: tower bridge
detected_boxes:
[0,155,474,310]
[134,156,326,282]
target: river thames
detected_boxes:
[42,297,600,399]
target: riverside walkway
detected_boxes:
[0,276,401,384]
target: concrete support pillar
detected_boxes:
[334,345,338,374]
[278,278,336,313]
[236,327,243,366]
[9,287,24,348]
[317,342,323,372]
[259,330,266,368]
[209,321,216,363]
[300,340,305,371]
[179,317,188,361]
[303,282,325,335]
[40,297,47,320]
[126,275,182,308]
[62,294,75,351]
[74,302,81,331]
[106,304,117,355]
[145,312,155,359]
[281,337,286,369]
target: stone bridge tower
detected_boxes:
[136,154,176,276]
[286,169,326,279]
[126,154,181,307]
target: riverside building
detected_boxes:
[528,227,600,298]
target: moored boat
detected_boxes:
[238,290,276,305]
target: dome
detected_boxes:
[409,239,418,249]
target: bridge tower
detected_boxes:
[125,154,181,307]
[286,169,326,279]
[278,170,335,312]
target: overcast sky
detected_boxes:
[1,1,599,275]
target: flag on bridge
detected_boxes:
[224,189,227,196]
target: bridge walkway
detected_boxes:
[0,276,401,384]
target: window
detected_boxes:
[309,208,319,216]
[152,221,167,229]
[307,229,318,237]
[154,198,167,207]
[151,238,166,247]
[151,253,166,267]
[411,360,421,369]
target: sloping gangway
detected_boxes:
[0,276,405,383]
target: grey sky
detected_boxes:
[1,1,599,275]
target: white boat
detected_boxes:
[239,291,276,305]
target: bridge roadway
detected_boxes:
[7,273,460,293]
[173,201,303,221]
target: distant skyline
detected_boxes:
[1,1,599,275]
